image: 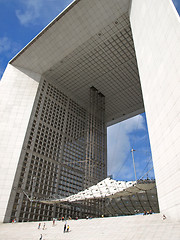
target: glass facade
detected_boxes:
[8,79,107,222]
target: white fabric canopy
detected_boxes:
[40,178,156,204]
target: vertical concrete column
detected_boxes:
[85,87,106,188]
[130,0,180,221]
[0,64,40,222]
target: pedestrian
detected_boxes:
[53,218,55,226]
[39,234,43,240]
[43,223,46,230]
[38,223,41,229]
[64,224,66,233]
[67,225,70,232]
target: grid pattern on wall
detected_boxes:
[9,1,142,124]
[8,79,107,222]
[43,12,143,122]
[104,188,159,216]
[85,87,106,188]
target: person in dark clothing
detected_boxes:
[64,224,66,232]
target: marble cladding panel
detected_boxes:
[130,0,180,221]
[0,64,40,222]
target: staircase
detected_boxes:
[0,214,180,240]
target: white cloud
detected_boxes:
[16,0,74,26]
[0,37,11,54]
[0,36,21,79]
[0,36,21,57]
[16,0,43,26]
[107,114,147,180]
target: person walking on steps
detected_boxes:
[38,223,41,229]
[43,223,46,230]
[64,224,66,233]
[53,218,55,226]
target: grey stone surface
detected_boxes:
[0,214,180,240]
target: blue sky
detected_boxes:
[107,112,154,181]
[0,0,179,181]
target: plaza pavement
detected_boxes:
[0,213,180,240]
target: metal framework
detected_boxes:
[40,178,156,203]
[8,81,107,222]
[39,178,159,216]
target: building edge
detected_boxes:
[130,0,180,221]
[0,64,40,222]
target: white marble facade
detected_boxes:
[0,65,40,222]
[130,0,180,221]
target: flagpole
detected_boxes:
[131,148,137,182]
